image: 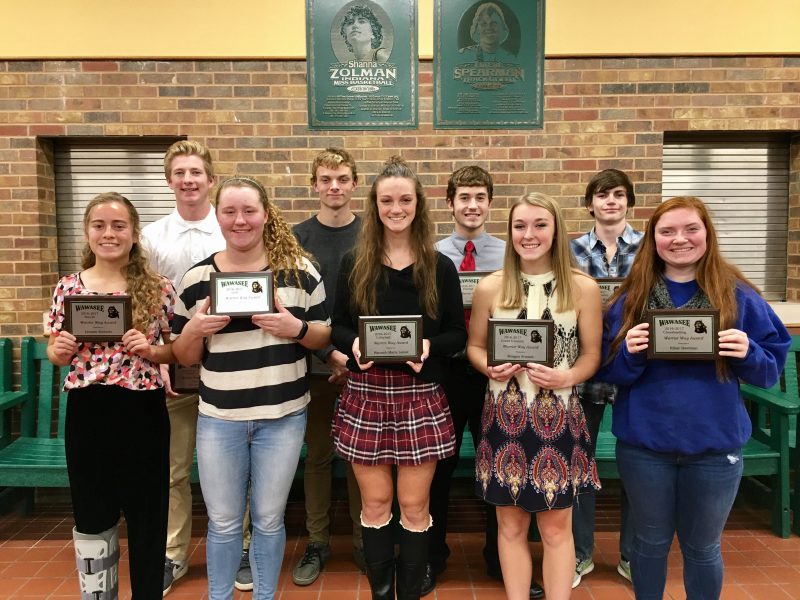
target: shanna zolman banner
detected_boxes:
[434,0,545,129]
[306,0,418,130]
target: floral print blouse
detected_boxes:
[47,272,176,391]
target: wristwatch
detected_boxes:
[293,319,309,341]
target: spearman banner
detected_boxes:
[434,0,545,129]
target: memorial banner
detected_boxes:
[434,0,544,129]
[306,0,418,129]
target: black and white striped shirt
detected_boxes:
[172,254,329,420]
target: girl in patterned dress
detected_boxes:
[47,192,176,600]
[467,192,602,600]
[331,157,466,599]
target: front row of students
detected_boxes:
[47,154,789,600]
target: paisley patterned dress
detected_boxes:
[476,271,600,512]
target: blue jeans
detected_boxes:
[616,441,743,600]
[197,409,307,600]
[573,401,634,562]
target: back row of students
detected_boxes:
[46,141,790,600]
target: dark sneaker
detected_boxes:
[162,558,187,597]
[234,548,253,591]
[530,580,545,599]
[292,542,331,586]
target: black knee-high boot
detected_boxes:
[396,521,430,600]
[362,519,395,600]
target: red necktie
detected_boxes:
[460,240,476,272]
[460,241,475,328]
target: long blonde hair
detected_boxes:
[214,176,311,286]
[82,192,163,333]
[349,156,439,318]
[499,192,579,313]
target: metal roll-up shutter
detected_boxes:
[54,138,182,276]
[662,135,790,301]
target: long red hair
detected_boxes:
[607,196,758,377]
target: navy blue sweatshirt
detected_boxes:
[598,279,790,455]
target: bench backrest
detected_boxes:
[784,335,800,396]
[0,338,11,395]
[599,401,613,433]
[20,337,69,439]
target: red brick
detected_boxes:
[0,126,27,135]
[563,160,598,170]
[563,110,599,121]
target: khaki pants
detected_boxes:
[304,375,362,547]
[165,393,198,562]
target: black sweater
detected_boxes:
[332,251,467,383]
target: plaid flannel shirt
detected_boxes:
[570,224,643,404]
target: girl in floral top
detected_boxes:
[47,192,176,600]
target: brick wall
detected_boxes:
[1,56,800,343]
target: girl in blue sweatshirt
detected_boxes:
[598,196,789,600]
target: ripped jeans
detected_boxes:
[616,441,743,600]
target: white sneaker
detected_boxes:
[572,557,594,588]
[617,558,632,582]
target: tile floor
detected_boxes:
[0,481,798,599]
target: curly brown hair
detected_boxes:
[81,192,164,333]
[214,177,312,286]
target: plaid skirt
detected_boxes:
[333,367,456,466]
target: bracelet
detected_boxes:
[293,320,309,341]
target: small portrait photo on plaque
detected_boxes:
[64,295,132,342]
[169,363,201,394]
[646,309,720,360]
[358,315,423,363]
[458,271,492,308]
[487,318,554,367]
[210,271,274,317]
[596,277,624,307]
[332,1,394,64]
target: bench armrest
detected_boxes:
[0,390,30,412]
[0,390,32,440]
[741,384,800,415]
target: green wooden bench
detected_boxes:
[0,337,70,512]
[740,335,800,536]
[0,338,28,447]
[0,337,202,513]
[595,341,800,538]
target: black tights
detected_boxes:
[66,385,170,600]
